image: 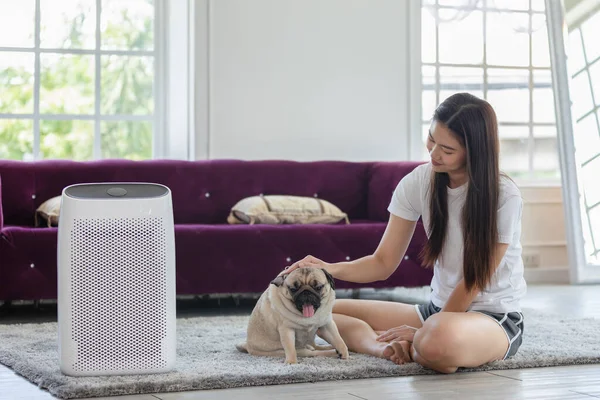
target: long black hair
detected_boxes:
[420,93,500,292]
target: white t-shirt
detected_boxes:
[387,162,527,313]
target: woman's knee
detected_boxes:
[414,314,462,362]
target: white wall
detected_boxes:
[194,0,415,162]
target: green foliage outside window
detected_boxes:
[0,0,154,161]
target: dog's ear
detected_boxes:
[321,269,335,290]
[271,274,287,287]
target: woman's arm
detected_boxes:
[440,278,479,313]
[441,242,509,312]
[289,214,417,283]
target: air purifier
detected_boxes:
[57,182,176,376]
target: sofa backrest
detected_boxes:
[0,159,424,227]
[366,161,427,222]
[0,159,367,226]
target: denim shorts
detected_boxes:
[415,301,524,360]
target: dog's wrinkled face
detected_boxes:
[270,268,335,318]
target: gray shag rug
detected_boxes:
[1,309,600,399]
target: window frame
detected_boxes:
[548,0,600,282]
[0,0,165,160]
[414,0,560,186]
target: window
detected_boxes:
[566,10,600,263]
[421,0,559,182]
[0,0,160,161]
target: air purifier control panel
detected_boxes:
[107,187,128,197]
[64,183,169,200]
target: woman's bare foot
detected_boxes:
[381,340,413,365]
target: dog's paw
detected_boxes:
[285,357,298,365]
[336,347,350,360]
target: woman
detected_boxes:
[283,93,526,374]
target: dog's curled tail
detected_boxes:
[235,342,248,353]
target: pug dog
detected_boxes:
[235,267,349,364]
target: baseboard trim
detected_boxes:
[524,266,570,284]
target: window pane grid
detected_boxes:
[33,0,40,160]
[94,0,102,159]
[0,0,157,161]
[423,62,551,70]
[528,6,534,174]
[428,4,545,15]
[571,53,600,80]
[0,47,154,56]
[570,13,600,258]
[421,0,559,182]
[0,113,153,121]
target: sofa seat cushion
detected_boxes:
[0,221,430,300]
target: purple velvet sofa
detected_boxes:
[0,159,432,301]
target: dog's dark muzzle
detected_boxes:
[293,287,321,313]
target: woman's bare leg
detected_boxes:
[322,299,423,359]
[331,313,389,358]
[333,299,423,331]
[383,312,511,373]
[329,299,511,374]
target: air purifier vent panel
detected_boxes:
[69,216,167,373]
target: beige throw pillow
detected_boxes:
[227,195,349,225]
[35,196,62,227]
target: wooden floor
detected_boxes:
[2,284,600,400]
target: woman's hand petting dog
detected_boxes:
[280,255,330,276]
[376,325,418,343]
